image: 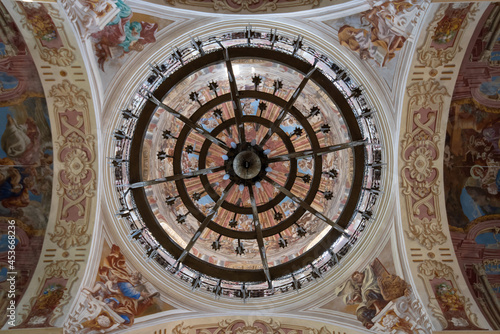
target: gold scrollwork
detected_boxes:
[48,80,96,249]
[173,319,333,334]
[167,0,319,13]
[417,4,478,68]
[418,260,481,329]
[401,80,449,249]
[18,261,80,326]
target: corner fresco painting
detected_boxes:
[321,241,430,333]
[446,4,500,329]
[0,3,53,329]
[91,0,158,71]
[90,0,173,89]
[75,243,173,332]
[90,0,172,71]
[333,258,410,330]
[329,0,426,86]
[337,0,412,67]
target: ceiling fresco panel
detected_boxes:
[318,238,433,332]
[444,3,500,329]
[0,0,100,330]
[90,0,173,89]
[325,0,429,90]
[0,2,53,329]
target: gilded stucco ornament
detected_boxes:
[17,261,80,326]
[417,3,478,68]
[64,149,93,196]
[418,260,482,330]
[174,319,333,334]
[401,80,448,250]
[48,80,96,249]
[408,147,433,182]
[166,0,319,13]
[173,323,191,334]
[16,2,76,66]
[50,80,91,110]
[407,217,446,250]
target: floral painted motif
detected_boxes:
[408,147,433,182]
[401,80,448,249]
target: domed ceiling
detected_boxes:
[4,0,499,332]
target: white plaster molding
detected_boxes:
[396,2,492,330]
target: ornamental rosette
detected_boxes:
[64,149,91,184]
[408,147,433,182]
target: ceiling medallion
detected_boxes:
[111,28,383,299]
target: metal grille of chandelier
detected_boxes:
[111,28,384,299]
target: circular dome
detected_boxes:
[112,29,383,299]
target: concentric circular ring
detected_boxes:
[128,46,365,282]
[113,30,383,298]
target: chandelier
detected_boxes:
[111,28,383,299]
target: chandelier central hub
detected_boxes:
[234,151,261,179]
[224,142,269,184]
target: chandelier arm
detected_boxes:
[248,185,272,288]
[267,140,365,163]
[176,181,236,264]
[128,166,225,189]
[223,48,245,143]
[259,67,316,147]
[262,175,348,237]
[144,92,230,151]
